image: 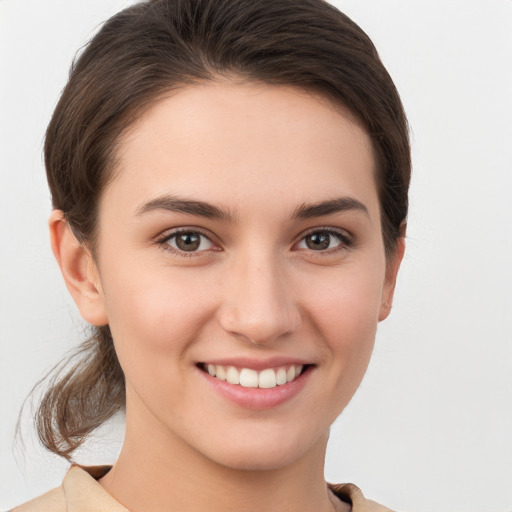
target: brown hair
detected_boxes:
[38,0,411,460]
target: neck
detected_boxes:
[99,399,346,512]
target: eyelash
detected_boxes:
[294,227,353,254]
[155,228,220,257]
[155,227,353,257]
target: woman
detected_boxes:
[12,0,409,510]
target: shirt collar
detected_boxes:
[62,465,129,512]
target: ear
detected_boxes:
[378,234,405,322]
[49,210,108,326]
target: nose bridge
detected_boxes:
[218,246,299,344]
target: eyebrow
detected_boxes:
[135,194,369,222]
[135,195,235,221]
[293,197,369,219]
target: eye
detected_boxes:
[296,229,351,252]
[162,230,215,253]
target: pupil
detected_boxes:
[306,232,330,250]
[176,232,200,251]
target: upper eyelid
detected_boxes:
[154,225,352,249]
[156,226,217,243]
[296,226,352,241]
[155,228,221,258]
[293,227,354,253]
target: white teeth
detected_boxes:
[258,368,277,388]
[226,366,240,385]
[205,364,306,388]
[240,368,259,388]
[216,365,226,381]
[276,367,287,385]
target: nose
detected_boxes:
[217,251,300,345]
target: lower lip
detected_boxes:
[197,366,312,410]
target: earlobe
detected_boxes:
[378,235,405,322]
[49,210,108,326]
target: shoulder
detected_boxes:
[9,465,119,512]
[330,483,395,512]
[10,486,66,512]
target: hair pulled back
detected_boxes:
[39,0,411,460]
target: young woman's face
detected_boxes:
[90,82,400,470]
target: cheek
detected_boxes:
[307,259,384,325]
[303,262,384,373]
[100,263,218,383]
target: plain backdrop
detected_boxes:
[1,1,511,511]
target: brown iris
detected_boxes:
[304,232,332,250]
[175,232,201,251]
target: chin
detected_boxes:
[210,449,304,472]
[198,428,328,472]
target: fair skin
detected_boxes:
[50,82,404,512]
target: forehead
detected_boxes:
[104,81,378,220]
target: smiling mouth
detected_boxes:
[198,363,309,389]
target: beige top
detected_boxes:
[12,465,394,512]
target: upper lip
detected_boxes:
[198,356,312,371]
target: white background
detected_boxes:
[1,1,511,511]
